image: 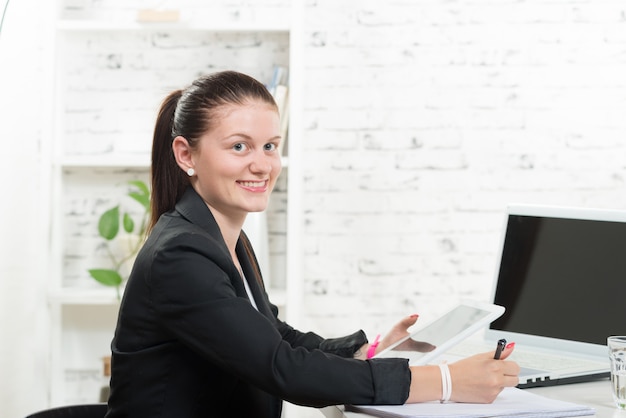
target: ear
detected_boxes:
[172,136,194,173]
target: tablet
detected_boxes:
[374,301,505,365]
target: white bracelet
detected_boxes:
[438,363,452,403]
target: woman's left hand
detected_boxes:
[355,314,436,360]
[378,314,436,355]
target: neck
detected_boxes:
[205,204,245,257]
[217,218,243,273]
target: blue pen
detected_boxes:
[493,338,507,360]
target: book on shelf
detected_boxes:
[266,66,290,156]
[136,9,181,23]
[267,65,288,93]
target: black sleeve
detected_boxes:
[151,232,411,406]
[320,330,368,357]
[272,315,367,357]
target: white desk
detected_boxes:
[321,379,626,418]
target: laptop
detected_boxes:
[448,204,626,387]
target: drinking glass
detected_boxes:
[608,336,626,409]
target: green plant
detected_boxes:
[88,180,150,299]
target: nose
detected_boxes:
[249,153,274,174]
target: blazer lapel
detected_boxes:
[175,187,271,315]
[175,187,224,241]
[237,234,274,318]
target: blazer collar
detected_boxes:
[174,187,223,238]
[174,187,272,316]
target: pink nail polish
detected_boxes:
[506,342,515,349]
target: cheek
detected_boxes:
[200,156,235,177]
[274,160,283,174]
[271,159,283,178]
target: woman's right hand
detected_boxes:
[406,343,520,404]
[446,344,520,403]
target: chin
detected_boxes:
[245,202,269,213]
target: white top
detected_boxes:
[242,273,259,311]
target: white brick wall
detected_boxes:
[57,30,289,158]
[299,0,626,339]
[2,0,626,416]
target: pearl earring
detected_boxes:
[187,168,195,177]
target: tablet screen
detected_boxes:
[375,302,504,365]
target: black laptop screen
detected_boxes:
[490,214,626,346]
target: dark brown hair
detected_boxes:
[149,70,278,232]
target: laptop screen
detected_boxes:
[490,209,626,346]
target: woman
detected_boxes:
[105,70,519,418]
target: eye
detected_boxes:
[233,143,248,152]
[264,143,277,152]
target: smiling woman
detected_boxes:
[104,70,519,418]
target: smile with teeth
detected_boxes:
[238,180,267,188]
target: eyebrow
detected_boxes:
[222,133,282,142]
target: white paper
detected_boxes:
[347,387,595,418]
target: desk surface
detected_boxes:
[321,379,626,418]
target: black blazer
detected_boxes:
[105,187,410,418]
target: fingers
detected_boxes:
[497,342,516,360]
[502,360,521,378]
[463,349,520,383]
[493,346,521,388]
[396,313,419,330]
[447,354,520,403]
[495,342,520,381]
[377,314,420,354]
[476,342,516,360]
[503,373,521,388]
[401,339,436,353]
[391,314,437,353]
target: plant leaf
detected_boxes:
[88,269,123,287]
[128,192,150,210]
[128,180,150,211]
[98,206,120,240]
[123,212,134,233]
[129,179,149,196]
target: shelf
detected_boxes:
[49,288,122,305]
[48,1,300,406]
[48,285,284,324]
[57,156,288,169]
[56,19,291,33]
[58,155,151,169]
[49,287,285,307]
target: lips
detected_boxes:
[238,180,268,190]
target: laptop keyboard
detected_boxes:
[446,341,608,374]
[508,349,606,373]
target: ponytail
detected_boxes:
[149,89,188,233]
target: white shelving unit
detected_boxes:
[47,1,302,406]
